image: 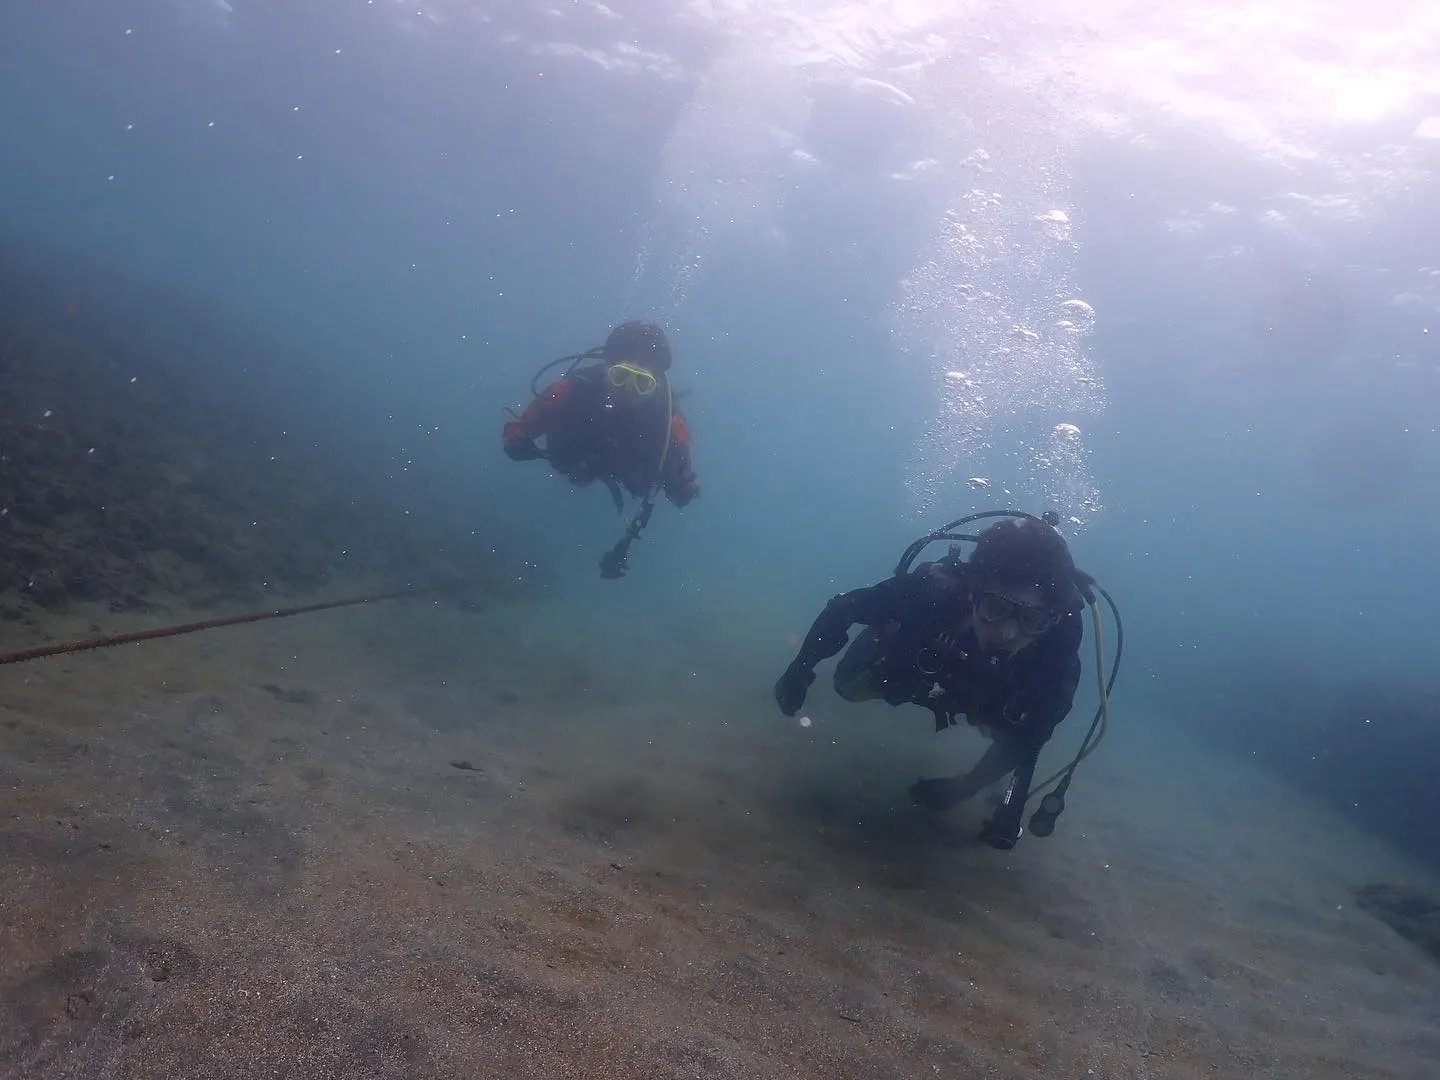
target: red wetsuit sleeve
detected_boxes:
[661,412,698,506]
[502,378,572,444]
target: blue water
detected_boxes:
[4,1,1440,1072]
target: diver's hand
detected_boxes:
[774,661,815,717]
[667,476,700,508]
[909,775,969,812]
[504,438,544,462]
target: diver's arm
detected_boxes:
[910,726,1044,811]
[502,377,572,447]
[660,413,699,507]
[955,618,1084,792]
[952,731,1038,802]
[791,579,898,669]
[1010,613,1085,742]
[774,578,900,716]
[911,613,1082,812]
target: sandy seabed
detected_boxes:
[2,593,1438,1080]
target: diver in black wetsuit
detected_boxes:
[775,512,1111,849]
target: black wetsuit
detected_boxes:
[787,557,1083,799]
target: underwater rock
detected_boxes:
[23,575,67,611]
[60,564,104,602]
[1206,677,1440,868]
[0,259,522,624]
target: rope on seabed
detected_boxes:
[0,587,432,668]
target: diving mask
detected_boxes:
[605,362,659,396]
[976,591,1057,637]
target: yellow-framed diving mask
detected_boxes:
[605,362,659,397]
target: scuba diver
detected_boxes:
[502,321,699,577]
[773,510,1121,849]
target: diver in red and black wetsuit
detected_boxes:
[502,321,699,511]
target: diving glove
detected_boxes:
[774,661,815,717]
[504,438,544,462]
